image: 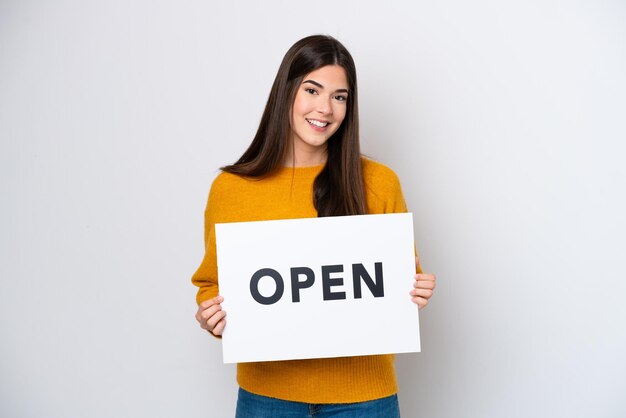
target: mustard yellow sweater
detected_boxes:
[192,158,420,404]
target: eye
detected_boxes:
[305,88,318,95]
[334,95,348,102]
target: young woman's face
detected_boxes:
[288,65,349,166]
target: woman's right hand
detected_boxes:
[195,295,227,336]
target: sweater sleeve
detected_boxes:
[191,177,222,305]
[362,158,423,274]
[384,169,424,274]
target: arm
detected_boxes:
[191,178,228,336]
[364,159,436,310]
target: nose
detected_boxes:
[317,96,333,115]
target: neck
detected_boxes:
[284,143,328,167]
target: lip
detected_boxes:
[306,118,331,132]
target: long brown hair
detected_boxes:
[222,35,366,216]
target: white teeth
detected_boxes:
[307,119,328,128]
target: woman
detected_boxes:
[192,34,436,418]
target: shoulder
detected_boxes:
[361,157,407,214]
[204,171,250,217]
[362,157,402,190]
[208,171,244,199]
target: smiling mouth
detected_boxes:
[306,119,329,128]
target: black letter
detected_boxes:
[250,268,284,305]
[290,267,315,302]
[352,262,385,298]
[322,265,346,301]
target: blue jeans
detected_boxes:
[235,388,401,418]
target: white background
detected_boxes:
[1,1,624,417]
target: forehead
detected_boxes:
[303,65,348,88]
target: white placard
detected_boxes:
[215,213,420,363]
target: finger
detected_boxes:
[198,295,224,310]
[415,255,421,271]
[195,305,210,323]
[212,318,226,336]
[206,310,227,331]
[199,304,222,322]
[413,279,435,290]
[414,274,435,288]
[411,296,429,310]
[410,288,433,299]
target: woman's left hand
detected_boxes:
[410,257,436,309]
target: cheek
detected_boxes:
[292,93,310,116]
[335,106,347,126]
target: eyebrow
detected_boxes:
[302,79,349,94]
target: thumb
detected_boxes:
[415,255,423,274]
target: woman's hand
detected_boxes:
[410,257,436,310]
[195,295,227,336]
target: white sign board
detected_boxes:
[215,213,420,363]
